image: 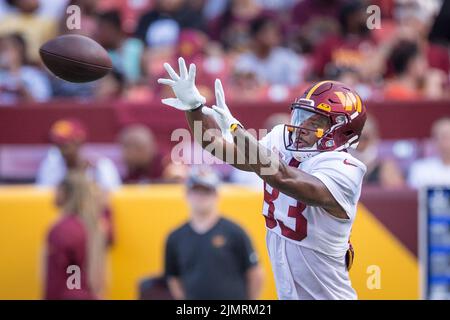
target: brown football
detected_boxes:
[39,34,112,83]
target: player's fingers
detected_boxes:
[215,79,224,96]
[161,98,177,107]
[162,98,185,110]
[163,63,180,81]
[188,63,196,82]
[211,104,226,116]
[201,106,215,116]
[215,79,225,105]
[178,57,188,79]
[214,81,223,105]
[157,78,175,86]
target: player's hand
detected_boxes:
[202,79,241,141]
[157,57,206,111]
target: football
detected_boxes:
[39,34,112,83]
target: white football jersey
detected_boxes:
[259,124,367,258]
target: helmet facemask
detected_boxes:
[284,100,351,161]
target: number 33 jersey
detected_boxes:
[259,124,367,258]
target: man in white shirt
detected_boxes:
[408,117,450,189]
[158,57,368,300]
[36,118,121,191]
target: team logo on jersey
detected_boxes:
[343,159,358,167]
[212,235,226,248]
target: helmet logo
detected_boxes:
[334,91,362,113]
[317,103,331,112]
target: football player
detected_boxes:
[158,57,367,300]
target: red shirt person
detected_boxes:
[312,1,376,78]
[44,171,108,300]
[119,124,165,183]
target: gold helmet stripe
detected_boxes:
[305,80,332,99]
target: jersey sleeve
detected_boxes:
[310,154,366,219]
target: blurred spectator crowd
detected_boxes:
[0,0,449,105]
[9,113,445,191]
[0,0,449,190]
[0,0,448,300]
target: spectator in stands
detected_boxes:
[60,0,98,37]
[119,124,165,183]
[0,0,57,63]
[408,118,450,189]
[312,0,376,79]
[383,39,446,100]
[257,0,297,11]
[333,67,373,101]
[202,0,228,21]
[165,166,264,299]
[94,70,126,101]
[0,0,69,20]
[290,0,343,29]
[228,64,266,102]
[43,0,101,98]
[350,115,405,188]
[429,0,450,47]
[263,112,290,131]
[233,15,306,87]
[208,0,263,51]
[94,10,144,84]
[135,0,206,48]
[36,118,121,191]
[44,170,108,299]
[287,0,342,54]
[49,77,96,99]
[145,29,217,103]
[95,0,154,34]
[0,33,51,104]
[393,0,449,77]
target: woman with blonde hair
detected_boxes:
[44,170,108,299]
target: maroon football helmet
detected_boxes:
[284,81,367,160]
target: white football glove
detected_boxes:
[202,79,241,142]
[157,57,206,111]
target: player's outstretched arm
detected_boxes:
[204,84,348,219]
[158,57,251,171]
[185,102,251,171]
[234,126,348,218]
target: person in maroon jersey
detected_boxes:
[119,124,165,183]
[44,170,108,300]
